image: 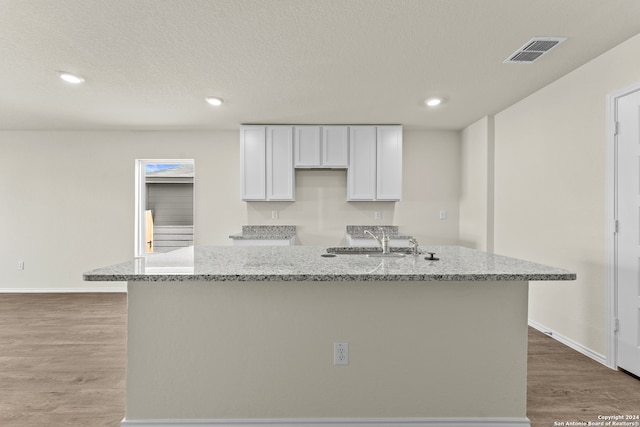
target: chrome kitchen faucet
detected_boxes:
[364,228,390,254]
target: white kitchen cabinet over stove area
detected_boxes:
[240,125,402,202]
[294,125,349,168]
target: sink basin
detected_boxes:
[326,247,416,256]
[366,252,406,258]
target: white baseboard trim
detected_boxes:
[528,319,608,367]
[0,287,127,293]
[121,418,531,427]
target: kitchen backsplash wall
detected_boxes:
[245,130,460,246]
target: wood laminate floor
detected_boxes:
[1,293,639,427]
[0,293,126,427]
[527,328,640,425]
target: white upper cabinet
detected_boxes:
[321,126,349,167]
[294,126,322,167]
[240,126,266,201]
[266,126,295,201]
[294,126,348,168]
[240,125,295,201]
[376,125,403,201]
[347,125,402,201]
[347,126,377,200]
[242,124,400,202]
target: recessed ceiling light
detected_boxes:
[205,97,224,106]
[425,97,442,107]
[58,71,85,84]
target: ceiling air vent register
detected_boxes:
[504,37,567,63]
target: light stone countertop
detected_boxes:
[229,225,296,240]
[83,245,576,282]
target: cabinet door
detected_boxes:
[294,126,321,167]
[266,126,295,201]
[240,126,266,201]
[347,126,377,201]
[376,126,403,200]
[322,126,348,168]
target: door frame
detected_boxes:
[606,81,640,370]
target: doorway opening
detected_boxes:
[135,159,194,258]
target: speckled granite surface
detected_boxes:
[83,245,576,282]
[229,225,296,240]
[346,225,412,239]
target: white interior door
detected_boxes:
[616,89,640,377]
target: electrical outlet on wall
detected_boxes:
[17,260,24,270]
[271,210,279,219]
[374,211,382,220]
[334,342,349,366]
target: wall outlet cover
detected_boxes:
[334,342,349,366]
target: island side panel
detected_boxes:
[126,280,529,420]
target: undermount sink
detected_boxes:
[326,247,416,257]
[366,252,406,258]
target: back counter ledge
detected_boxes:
[84,245,575,427]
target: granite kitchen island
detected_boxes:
[84,246,575,427]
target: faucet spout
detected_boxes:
[364,229,381,244]
[365,229,390,254]
[409,238,419,255]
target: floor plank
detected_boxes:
[1,293,638,426]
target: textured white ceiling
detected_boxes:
[1,0,639,131]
